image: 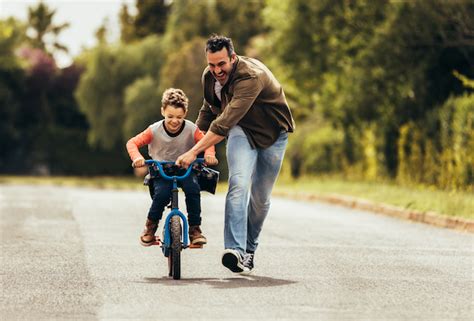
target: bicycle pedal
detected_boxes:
[152,236,162,246]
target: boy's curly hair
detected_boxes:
[161,88,189,110]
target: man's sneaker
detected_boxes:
[140,219,158,246]
[189,225,207,245]
[241,251,254,274]
[221,249,249,273]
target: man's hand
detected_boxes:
[204,155,219,166]
[176,150,197,169]
[132,158,145,168]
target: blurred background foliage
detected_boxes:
[0,0,472,190]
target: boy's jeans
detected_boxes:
[148,173,201,226]
[225,126,288,255]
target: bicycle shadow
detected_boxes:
[141,275,297,289]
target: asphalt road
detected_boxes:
[1,185,473,320]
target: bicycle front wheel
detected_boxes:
[168,215,182,280]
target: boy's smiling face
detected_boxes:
[161,105,187,133]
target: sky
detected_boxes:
[0,0,135,67]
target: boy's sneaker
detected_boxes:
[140,219,158,246]
[221,249,249,273]
[241,251,254,274]
[189,225,207,245]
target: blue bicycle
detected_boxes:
[144,158,208,280]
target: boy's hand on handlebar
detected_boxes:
[175,151,196,169]
[132,158,145,168]
[204,155,218,166]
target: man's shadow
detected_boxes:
[141,275,297,289]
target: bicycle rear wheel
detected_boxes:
[168,215,182,279]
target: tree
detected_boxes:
[162,0,215,50]
[262,0,388,119]
[262,0,473,186]
[162,0,266,52]
[158,37,207,121]
[95,18,110,45]
[134,0,170,38]
[327,0,474,175]
[26,1,69,55]
[119,0,170,43]
[123,76,161,139]
[213,0,267,51]
[0,18,26,171]
[75,36,165,150]
[119,4,135,43]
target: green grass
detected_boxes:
[274,175,474,220]
[0,175,229,193]
[0,175,141,190]
[1,175,472,220]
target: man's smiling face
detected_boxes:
[206,47,236,85]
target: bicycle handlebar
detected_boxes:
[145,158,205,181]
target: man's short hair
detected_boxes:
[205,34,234,57]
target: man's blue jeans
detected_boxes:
[225,126,288,255]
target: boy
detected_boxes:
[126,88,218,246]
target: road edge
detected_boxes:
[273,191,474,233]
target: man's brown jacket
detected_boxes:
[196,56,295,149]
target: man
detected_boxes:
[176,34,295,274]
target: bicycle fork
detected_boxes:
[162,177,189,250]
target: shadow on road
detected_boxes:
[140,275,297,288]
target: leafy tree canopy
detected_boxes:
[26,1,69,55]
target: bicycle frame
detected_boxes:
[144,158,204,250]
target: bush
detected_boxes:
[286,115,344,177]
[396,94,474,190]
[438,93,474,189]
